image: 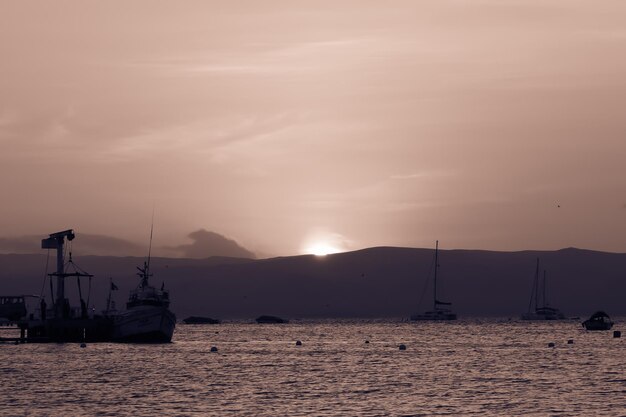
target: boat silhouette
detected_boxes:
[411,241,457,321]
[107,223,176,342]
[521,259,565,320]
[255,315,288,323]
[183,316,221,324]
[15,229,175,343]
[582,311,614,330]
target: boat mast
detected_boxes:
[433,240,439,311]
[542,270,547,309]
[534,258,539,312]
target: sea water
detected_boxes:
[1,319,625,416]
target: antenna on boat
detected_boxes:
[147,207,155,274]
[136,208,155,288]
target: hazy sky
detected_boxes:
[1,1,625,255]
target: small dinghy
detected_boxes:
[183,316,220,324]
[255,315,288,324]
[582,311,614,331]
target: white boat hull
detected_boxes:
[112,307,176,343]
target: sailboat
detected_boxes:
[521,258,565,320]
[411,241,457,321]
[109,223,176,342]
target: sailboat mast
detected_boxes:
[534,258,539,311]
[106,277,112,312]
[433,240,439,310]
[543,270,547,309]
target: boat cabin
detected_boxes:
[127,287,170,309]
[0,296,27,321]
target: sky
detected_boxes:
[1,0,625,256]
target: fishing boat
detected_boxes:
[411,241,457,321]
[521,259,565,320]
[109,225,176,342]
[582,311,614,330]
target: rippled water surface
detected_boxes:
[1,319,625,416]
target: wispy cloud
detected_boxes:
[389,171,454,180]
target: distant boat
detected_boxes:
[582,311,614,330]
[255,315,288,324]
[521,259,565,320]
[411,241,457,321]
[183,316,220,324]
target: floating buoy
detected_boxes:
[567,339,574,344]
[295,340,302,346]
[210,346,218,352]
[614,331,621,338]
[80,343,87,348]
[548,342,555,348]
[399,344,406,350]
[365,340,370,344]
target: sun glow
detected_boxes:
[301,230,350,256]
[305,242,341,256]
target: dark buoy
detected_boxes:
[567,339,574,344]
[614,330,621,338]
[80,343,87,348]
[548,342,555,348]
[295,340,302,346]
[365,340,370,344]
[210,346,218,352]
[399,344,406,350]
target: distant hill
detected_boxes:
[1,247,624,318]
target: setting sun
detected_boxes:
[305,242,341,256]
[301,231,349,256]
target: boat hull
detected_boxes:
[520,314,565,321]
[411,310,457,321]
[112,307,176,343]
[521,306,565,321]
[583,321,613,331]
[20,316,114,343]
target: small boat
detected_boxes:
[582,311,614,331]
[183,316,220,324]
[521,259,565,320]
[411,241,457,321]
[255,315,288,324]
